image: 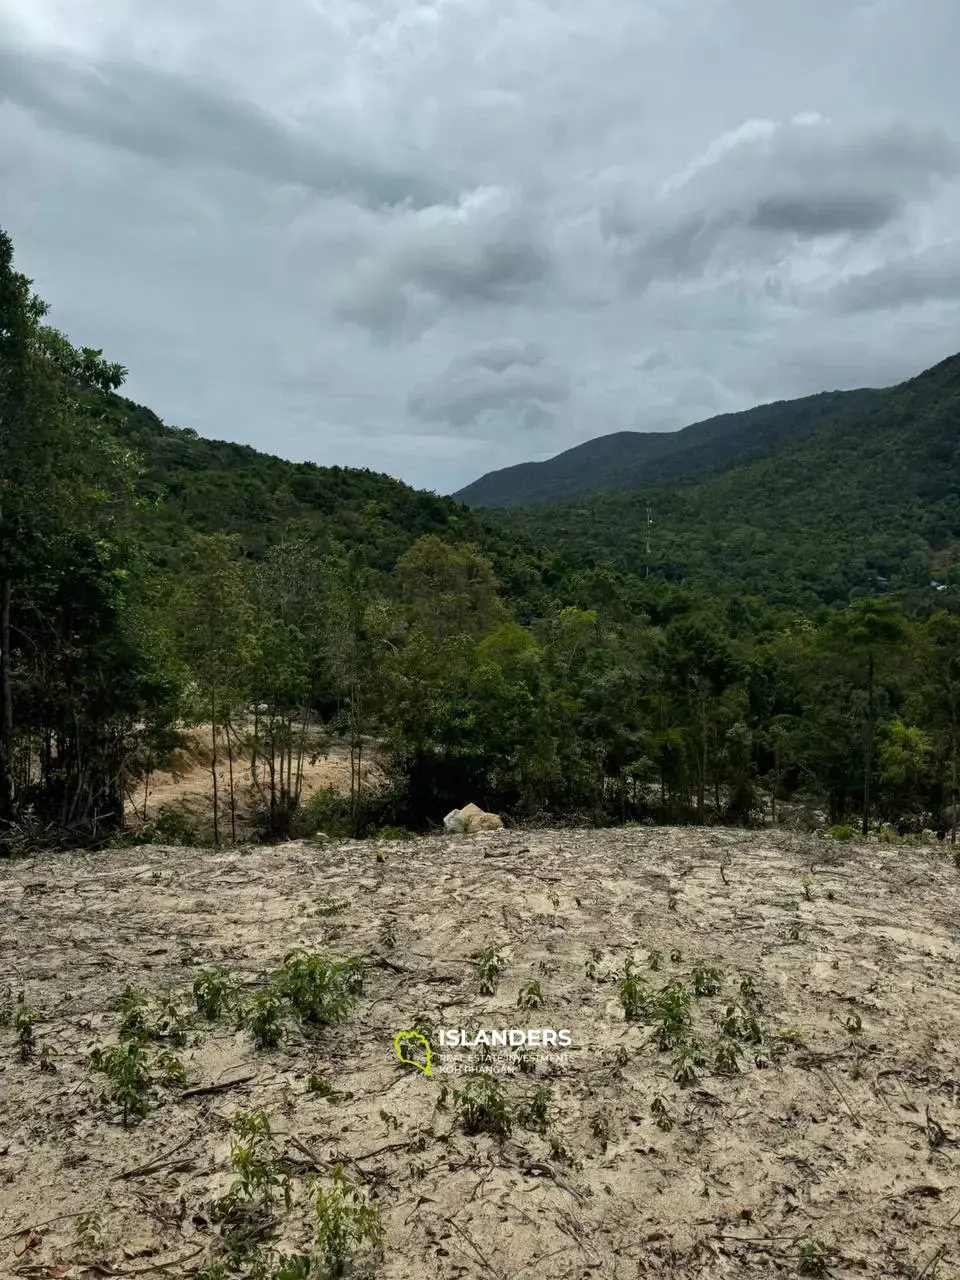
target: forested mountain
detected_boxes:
[3,225,960,854]
[491,352,960,609]
[454,386,884,508]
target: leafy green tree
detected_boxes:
[818,599,909,834]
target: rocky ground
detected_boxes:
[1,826,959,1278]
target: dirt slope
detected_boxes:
[1,828,958,1277]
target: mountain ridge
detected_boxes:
[453,371,929,509]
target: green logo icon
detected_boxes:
[394,1030,432,1076]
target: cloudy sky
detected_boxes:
[2,0,959,494]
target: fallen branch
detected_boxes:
[500,1154,587,1204]
[180,1073,256,1099]
[113,1130,199,1181]
[820,1067,863,1129]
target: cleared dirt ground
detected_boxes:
[1,827,959,1278]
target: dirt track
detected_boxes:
[1,827,959,1277]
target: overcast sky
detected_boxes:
[2,0,959,493]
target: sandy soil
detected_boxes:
[125,727,384,830]
[1,827,959,1278]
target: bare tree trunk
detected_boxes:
[142,755,152,821]
[862,652,874,838]
[225,717,236,844]
[210,682,220,847]
[0,574,14,823]
[772,745,780,826]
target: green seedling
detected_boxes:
[719,1003,765,1046]
[669,949,683,964]
[797,1239,830,1276]
[214,1110,293,1229]
[38,1042,57,1073]
[618,971,650,1021]
[652,980,692,1049]
[88,1040,154,1125]
[713,1035,743,1075]
[152,989,189,1046]
[454,1074,513,1139]
[245,989,287,1050]
[691,961,723,997]
[378,921,398,950]
[73,1211,104,1257]
[672,1040,706,1086]
[311,1163,384,1278]
[590,1112,611,1150]
[845,1012,862,1034]
[650,1095,674,1132]
[647,949,663,971]
[193,968,238,1020]
[473,944,506,996]
[613,1045,629,1068]
[800,874,814,901]
[15,993,37,1059]
[517,1084,551,1134]
[307,1074,337,1098]
[273,949,363,1026]
[517,980,544,1010]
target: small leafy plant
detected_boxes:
[246,989,287,1050]
[311,1164,384,1278]
[88,1040,153,1125]
[590,1112,611,1150]
[214,1110,293,1230]
[517,1084,551,1134]
[517,980,544,1010]
[650,1095,674,1132]
[454,1074,513,1139]
[473,944,506,996]
[691,961,723,998]
[73,1211,104,1257]
[14,993,37,1059]
[273,949,364,1026]
[193,968,238,1021]
[618,971,650,1021]
[671,1040,706,1086]
[797,1239,830,1276]
[651,980,692,1049]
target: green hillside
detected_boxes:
[454,387,883,508]
[492,352,960,608]
[104,396,570,622]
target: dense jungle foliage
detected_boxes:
[2,227,960,849]
[489,353,960,610]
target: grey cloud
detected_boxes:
[613,121,960,292]
[829,241,960,312]
[0,33,446,209]
[407,341,569,429]
[749,192,897,236]
[334,192,552,338]
[2,0,960,493]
